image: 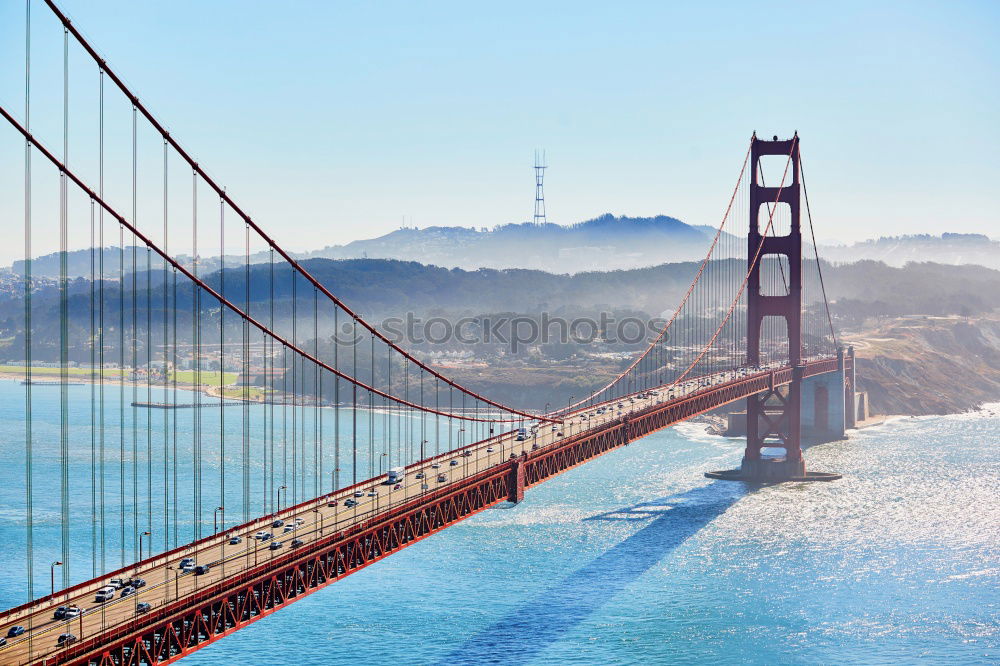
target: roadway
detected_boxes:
[0,364,783,665]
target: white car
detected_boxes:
[254,531,269,540]
[95,586,115,602]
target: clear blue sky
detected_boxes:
[1,0,998,260]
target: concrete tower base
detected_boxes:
[705,455,841,483]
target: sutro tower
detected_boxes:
[533,150,547,224]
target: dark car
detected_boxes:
[193,565,211,575]
[129,578,146,589]
[7,626,25,638]
[344,499,357,508]
[449,460,458,466]
[228,535,242,545]
[57,633,77,646]
[0,637,6,647]
[272,519,284,528]
[269,541,283,551]
[290,538,304,548]
[53,606,69,620]
[136,602,151,614]
[119,586,136,598]
[327,500,338,507]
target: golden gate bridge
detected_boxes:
[0,2,856,663]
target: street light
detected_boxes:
[51,561,62,597]
[166,565,179,600]
[379,453,388,476]
[277,486,287,515]
[313,508,323,537]
[139,530,151,562]
[214,507,225,534]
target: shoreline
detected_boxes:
[2,371,998,422]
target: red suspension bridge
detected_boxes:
[0,2,857,664]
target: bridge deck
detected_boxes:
[0,359,842,665]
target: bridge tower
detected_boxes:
[742,133,806,480]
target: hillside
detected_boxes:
[844,315,1000,415]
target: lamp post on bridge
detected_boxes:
[139,530,151,563]
[166,565,179,601]
[50,561,62,597]
[277,486,286,515]
[213,506,225,535]
[313,507,324,537]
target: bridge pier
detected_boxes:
[508,453,527,503]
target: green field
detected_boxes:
[170,370,238,386]
[217,386,266,401]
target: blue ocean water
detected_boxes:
[1,378,997,664]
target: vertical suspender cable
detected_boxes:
[24,0,34,611]
[131,105,139,562]
[219,193,225,529]
[193,171,201,540]
[334,306,340,492]
[98,66,106,573]
[163,139,170,551]
[59,23,70,589]
[90,197,97,578]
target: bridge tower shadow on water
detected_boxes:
[707,133,841,483]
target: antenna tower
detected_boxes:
[533,150,547,224]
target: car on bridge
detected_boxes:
[119,586,136,598]
[95,585,115,602]
[437,473,447,482]
[272,519,284,528]
[194,565,211,575]
[57,633,77,647]
[291,539,305,548]
[54,605,81,620]
[6,626,25,638]
[179,557,196,571]
[269,541,283,551]
[229,535,242,545]
[136,602,151,614]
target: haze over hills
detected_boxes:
[301,214,729,273]
[4,215,997,278]
[818,233,999,269]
